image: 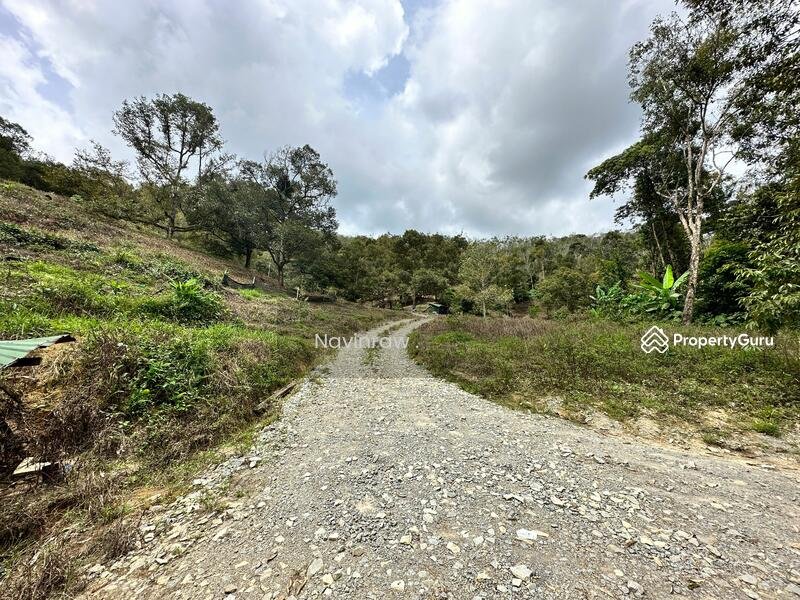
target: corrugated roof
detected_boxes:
[0,335,74,369]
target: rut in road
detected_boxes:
[82,318,800,599]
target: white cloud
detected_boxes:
[0,34,84,159]
[0,0,675,237]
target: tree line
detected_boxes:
[0,0,797,331]
[1,93,338,288]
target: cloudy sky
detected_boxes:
[0,0,677,238]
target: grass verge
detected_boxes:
[409,316,799,442]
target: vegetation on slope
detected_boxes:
[0,182,394,596]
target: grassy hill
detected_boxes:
[0,181,396,594]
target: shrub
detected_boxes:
[125,333,214,416]
[140,278,223,323]
[0,221,98,253]
[534,268,596,314]
[692,240,749,323]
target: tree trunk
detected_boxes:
[650,221,666,271]
[482,301,487,318]
[682,228,701,324]
[244,247,253,269]
[277,265,285,287]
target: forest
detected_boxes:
[1,1,797,334]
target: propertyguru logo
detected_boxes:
[640,326,774,353]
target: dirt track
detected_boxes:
[81,318,800,599]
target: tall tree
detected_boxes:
[586,137,691,275]
[71,141,135,217]
[408,268,447,308]
[592,0,797,323]
[113,93,222,237]
[627,14,746,323]
[457,242,513,318]
[734,144,800,331]
[191,175,270,268]
[0,115,31,180]
[240,145,337,286]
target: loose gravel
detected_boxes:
[81,318,800,599]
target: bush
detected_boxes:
[140,278,223,323]
[589,282,627,320]
[0,221,98,253]
[125,332,215,416]
[534,268,596,314]
[590,266,689,322]
[695,240,750,322]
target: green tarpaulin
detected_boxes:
[0,335,74,369]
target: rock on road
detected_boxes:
[82,319,800,599]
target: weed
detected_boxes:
[701,430,729,447]
[363,344,380,366]
[94,514,140,560]
[139,278,224,323]
[239,288,266,299]
[0,221,98,253]
[751,419,781,437]
[198,491,227,513]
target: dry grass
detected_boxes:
[94,515,141,560]
[2,539,82,600]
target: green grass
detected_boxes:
[410,316,800,434]
[0,192,395,590]
[751,418,781,437]
[238,288,266,299]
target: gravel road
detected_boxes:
[82,318,800,600]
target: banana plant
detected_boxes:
[636,265,689,313]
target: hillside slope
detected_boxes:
[0,181,396,597]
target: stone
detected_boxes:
[510,564,532,580]
[516,528,548,541]
[307,557,324,577]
